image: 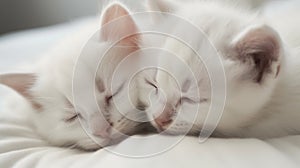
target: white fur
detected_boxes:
[1,3,145,150]
[141,0,300,138]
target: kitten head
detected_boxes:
[0,3,145,150]
[142,1,283,136]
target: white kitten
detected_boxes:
[141,0,300,138]
[0,3,147,150]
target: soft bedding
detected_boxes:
[1,2,300,167]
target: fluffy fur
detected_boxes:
[141,0,300,138]
[0,3,147,150]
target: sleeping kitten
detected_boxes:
[0,3,147,150]
[141,0,300,138]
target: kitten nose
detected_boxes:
[92,123,111,138]
[154,106,174,129]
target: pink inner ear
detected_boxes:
[0,73,42,109]
[101,4,130,26]
[100,3,139,47]
[0,73,36,98]
[233,25,281,83]
[234,25,280,61]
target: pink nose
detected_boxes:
[92,124,111,138]
[154,107,174,129]
[91,122,112,139]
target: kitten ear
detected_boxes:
[0,73,36,98]
[0,73,42,109]
[232,25,282,83]
[147,0,178,12]
[100,3,139,47]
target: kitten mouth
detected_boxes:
[153,111,174,132]
[154,119,173,132]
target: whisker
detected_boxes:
[33,96,55,100]
[63,107,75,112]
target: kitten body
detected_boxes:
[142,0,300,138]
[0,3,146,150]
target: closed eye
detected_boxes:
[176,97,194,107]
[65,113,82,123]
[105,95,113,105]
[181,97,197,104]
[106,83,124,105]
[145,78,158,93]
[177,97,208,107]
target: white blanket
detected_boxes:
[1,2,300,167]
